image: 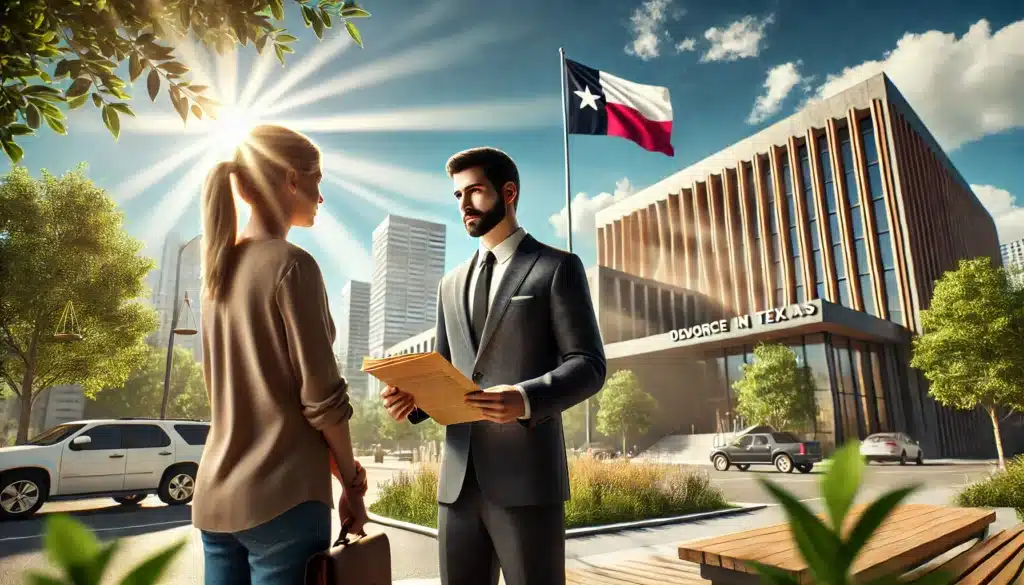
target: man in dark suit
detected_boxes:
[380,146,607,585]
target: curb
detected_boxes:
[369,504,767,540]
[564,504,767,538]
[368,512,440,538]
[363,464,415,473]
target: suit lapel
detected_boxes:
[451,252,476,352]
[475,235,541,360]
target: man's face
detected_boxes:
[452,166,510,238]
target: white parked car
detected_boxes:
[860,432,923,465]
[0,418,209,519]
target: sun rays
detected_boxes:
[111,3,554,281]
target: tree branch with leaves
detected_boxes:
[596,370,657,454]
[0,0,370,162]
[911,256,1024,469]
[0,165,158,443]
[733,343,818,433]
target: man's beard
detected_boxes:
[465,201,507,238]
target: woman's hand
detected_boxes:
[339,490,369,536]
[348,460,368,497]
[330,456,367,498]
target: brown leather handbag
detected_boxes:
[304,522,391,585]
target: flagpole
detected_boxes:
[560,47,591,447]
[559,47,573,254]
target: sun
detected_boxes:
[207,105,259,156]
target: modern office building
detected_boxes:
[1001,238,1024,271]
[367,215,446,360]
[384,328,438,358]
[335,280,372,400]
[592,72,1004,458]
[1,384,86,440]
[147,232,203,362]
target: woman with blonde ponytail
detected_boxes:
[192,125,368,585]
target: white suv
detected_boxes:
[0,418,209,519]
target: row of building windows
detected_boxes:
[598,113,907,329]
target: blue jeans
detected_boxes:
[201,501,331,585]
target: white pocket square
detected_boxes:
[510,295,534,301]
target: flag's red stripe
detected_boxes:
[605,102,674,156]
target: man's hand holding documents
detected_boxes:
[364,352,485,425]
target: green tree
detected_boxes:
[379,404,419,451]
[348,398,382,448]
[911,257,1024,469]
[416,417,444,443]
[596,370,657,454]
[561,401,589,448]
[0,0,369,163]
[0,166,157,443]
[733,343,817,432]
[85,345,208,420]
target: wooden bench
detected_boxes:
[906,523,1024,584]
[676,504,996,585]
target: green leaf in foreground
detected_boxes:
[759,478,843,585]
[346,21,363,47]
[840,486,916,568]
[747,561,802,585]
[43,515,99,570]
[102,105,120,139]
[25,572,66,585]
[823,441,863,531]
[118,539,187,585]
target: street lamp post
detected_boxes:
[160,234,201,420]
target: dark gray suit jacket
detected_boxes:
[409,234,606,507]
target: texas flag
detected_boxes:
[564,58,674,156]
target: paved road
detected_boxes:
[0,459,998,585]
[700,461,997,504]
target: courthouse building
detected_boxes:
[591,73,1003,458]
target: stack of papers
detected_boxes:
[361,352,483,425]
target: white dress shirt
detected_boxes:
[467,226,532,419]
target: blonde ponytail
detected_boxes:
[201,161,238,301]
[199,125,320,301]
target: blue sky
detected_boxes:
[5,0,1023,318]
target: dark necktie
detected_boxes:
[471,251,496,346]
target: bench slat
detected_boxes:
[906,526,1024,583]
[679,503,928,561]
[956,530,1024,585]
[713,505,936,569]
[852,508,996,584]
[765,506,961,572]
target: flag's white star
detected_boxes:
[575,86,601,110]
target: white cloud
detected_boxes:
[550,178,635,239]
[972,184,1024,244]
[748,61,805,124]
[805,18,1024,151]
[675,37,698,53]
[624,0,677,61]
[701,14,774,63]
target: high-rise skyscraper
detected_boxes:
[334,280,371,400]
[1001,238,1024,271]
[368,215,446,361]
[147,232,203,362]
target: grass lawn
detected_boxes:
[368,457,732,529]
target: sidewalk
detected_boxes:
[389,486,1019,584]
[639,457,1000,468]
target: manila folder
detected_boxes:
[361,352,482,425]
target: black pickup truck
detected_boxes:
[710,430,823,473]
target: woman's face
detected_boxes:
[288,165,324,228]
